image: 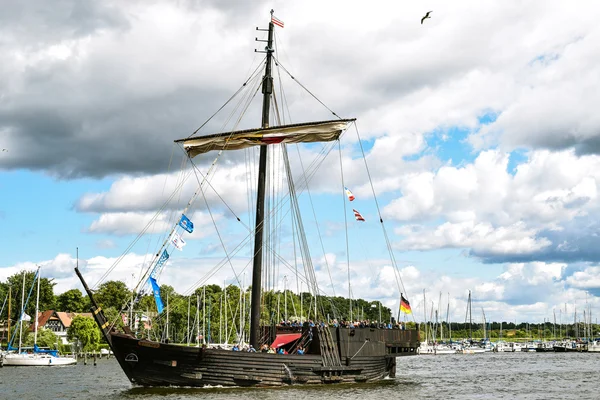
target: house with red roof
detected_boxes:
[33,310,93,344]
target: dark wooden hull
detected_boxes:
[109,327,419,387]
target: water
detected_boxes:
[1,353,598,399]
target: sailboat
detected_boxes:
[418,290,436,355]
[461,290,484,354]
[0,288,9,358]
[432,294,456,355]
[2,268,77,366]
[75,12,419,387]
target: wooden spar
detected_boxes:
[74,247,114,347]
[250,13,275,349]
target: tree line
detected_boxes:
[3,270,596,351]
[420,321,600,342]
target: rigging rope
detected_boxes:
[352,121,416,324]
[273,56,343,120]
[185,57,266,139]
[338,141,353,321]
[293,144,337,298]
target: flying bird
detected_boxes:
[1,149,7,152]
[421,11,433,24]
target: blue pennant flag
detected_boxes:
[150,249,169,280]
[179,214,194,233]
[149,277,164,314]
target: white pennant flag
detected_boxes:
[171,231,186,251]
[21,313,31,322]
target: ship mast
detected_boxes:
[250,12,275,348]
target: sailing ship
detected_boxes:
[75,12,419,387]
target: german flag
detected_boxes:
[400,294,412,314]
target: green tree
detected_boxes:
[7,322,32,347]
[95,280,131,310]
[24,327,59,349]
[103,306,126,332]
[137,294,156,314]
[56,289,86,312]
[4,270,56,321]
[67,316,101,351]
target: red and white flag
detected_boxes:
[344,186,355,201]
[271,15,284,28]
[353,209,365,222]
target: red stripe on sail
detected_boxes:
[262,137,285,144]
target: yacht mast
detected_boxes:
[446,293,451,342]
[465,290,472,339]
[423,290,427,344]
[18,271,25,353]
[196,295,200,347]
[7,286,11,345]
[186,296,191,345]
[438,291,442,341]
[250,12,275,349]
[34,266,41,346]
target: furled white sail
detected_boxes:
[177,119,355,158]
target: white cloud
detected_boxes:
[470,28,600,154]
[87,210,221,239]
[387,150,600,257]
[566,266,600,290]
[499,262,565,285]
[396,221,551,255]
[77,164,252,214]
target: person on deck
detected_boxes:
[297,346,304,355]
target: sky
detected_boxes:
[1,0,600,325]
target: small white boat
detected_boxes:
[494,341,514,352]
[588,340,600,352]
[418,343,436,355]
[461,344,485,354]
[521,342,537,352]
[434,344,457,355]
[2,352,77,366]
[512,342,526,352]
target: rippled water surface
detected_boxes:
[1,352,598,399]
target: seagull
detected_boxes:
[1,149,7,152]
[421,11,433,24]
